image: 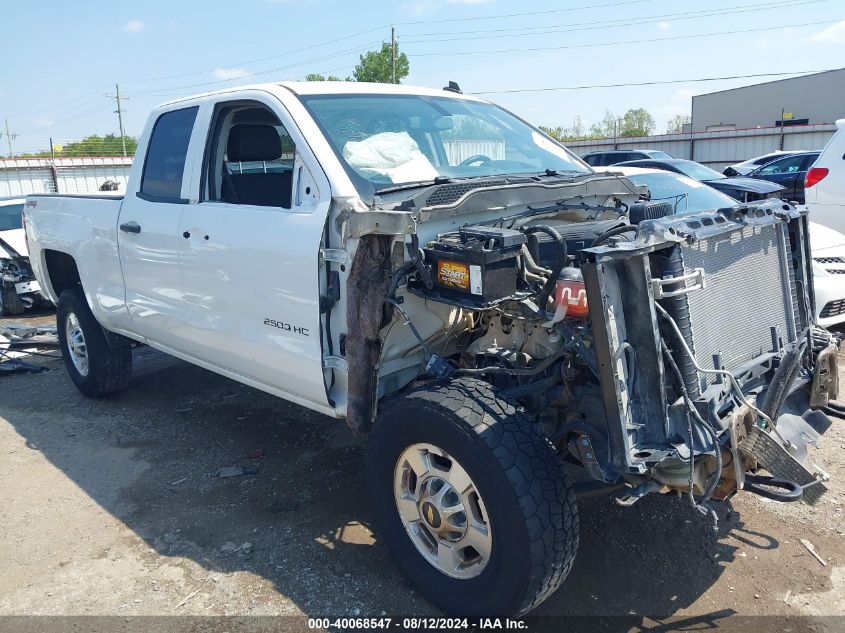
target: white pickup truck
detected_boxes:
[24,81,838,616]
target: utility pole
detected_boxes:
[391,26,396,84]
[107,83,129,157]
[49,137,59,193]
[3,118,18,158]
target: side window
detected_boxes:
[800,154,819,171]
[205,104,295,208]
[140,107,198,201]
[757,155,805,175]
[583,155,598,166]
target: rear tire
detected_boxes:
[57,288,131,397]
[366,378,578,616]
[0,285,24,316]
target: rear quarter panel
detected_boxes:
[26,194,133,333]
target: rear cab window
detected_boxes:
[140,106,199,202]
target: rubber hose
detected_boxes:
[521,225,567,310]
[591,224,637,247]
[744,474,803,502]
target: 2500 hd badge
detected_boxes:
[264,317,309,336]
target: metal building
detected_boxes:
[692,68,845,132]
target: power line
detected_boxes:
[123,26,386,85]
[397,0,654,25]
[407,17,841,56]
[468,69,841,94]
[401,0,827,42]
[5,85,111,120]
[129,40,383,97]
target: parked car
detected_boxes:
[580,149,674,166]
[746,150,820,204]
[599,166,845,327]
[807,220,845,328]
[23,81,836,616]
[614,157,784,202]
[806,119,845,234]
[723,150,802,176]
[0,196,42,315]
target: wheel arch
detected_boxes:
[42,249,81,301]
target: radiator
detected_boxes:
[679,223,798,389]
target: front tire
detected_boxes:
[366,378,578,616]
[57,288,132,397]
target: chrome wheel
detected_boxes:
[394,443,492,579]
[65,312,89,376]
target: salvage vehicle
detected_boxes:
[0,196,42,315]
[24,82,838,616]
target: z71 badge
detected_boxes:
[264,318,309,336]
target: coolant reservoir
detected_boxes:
[554,267,589,319]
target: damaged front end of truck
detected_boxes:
[337,178,837,510]
[579,202,836,509]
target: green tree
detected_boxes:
[666,114,691,134]
[60,134,139,157]
[588,110,620,138]
[305,73,350,81]
[620,108,655,137]
[353,42,409,83]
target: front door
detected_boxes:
[176,96,331,408]
[118,105,202,347]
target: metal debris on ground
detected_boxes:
[800,538,828,566]
[0,323,60,375]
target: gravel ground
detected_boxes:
[0,308,843,630]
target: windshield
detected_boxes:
[647,151,673,159]
[298,94,590,196]
[0,203,24,231]
[673,160,726,181]
[623,171,737,215]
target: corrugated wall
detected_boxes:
[0,157,132,197]
[566,123,836,172]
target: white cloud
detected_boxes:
[656,21,671,31]
[121,19,144,32]
[212,68,253,81]
[811,20,845,43]
[446,0,494,4]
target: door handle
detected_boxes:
[119,221,141,234]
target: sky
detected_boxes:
[2,0,845,153]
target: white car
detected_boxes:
[724,150,797,176]
[808,220,845,327]
[597,166,845,327]
[0,197,29,257]
[0,196,42,315]
[806,118,845,235]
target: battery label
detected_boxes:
[469,265,483,295]
[437,260,470,290]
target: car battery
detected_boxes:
[410,226,527,308]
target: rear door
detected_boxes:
[117,105,202,346]
[175,92,332,407]
[751,154,807,200]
